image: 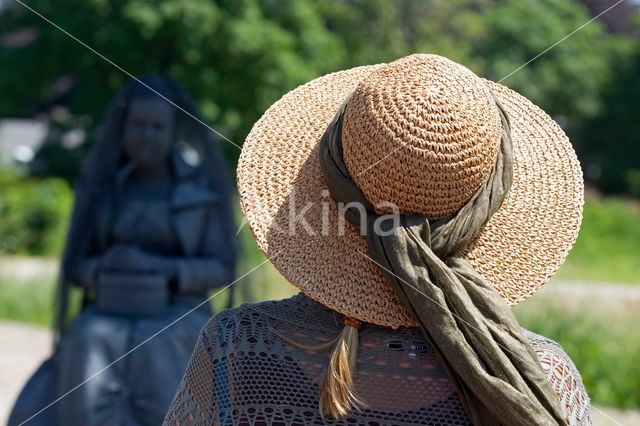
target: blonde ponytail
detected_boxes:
[272,317,366,419]
[319,317,365,419]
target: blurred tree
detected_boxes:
[0,0,346,169]
[579,0,638,36]
[0,170,73,255]
[0,0,635,196]
[477,0,631,130]
[28,116,90,181]
[321,0,631,152]
[578,44,640,197]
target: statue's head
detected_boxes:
[74,73,236,195]
[122,93,175,171]
[118,76,181,171]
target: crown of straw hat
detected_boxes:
[342,55,502,218]
[238,54,583,328]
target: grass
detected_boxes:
[514,299,640,409]
[555,197,640,283]
[0,278,56,327]
[0,276,86,327]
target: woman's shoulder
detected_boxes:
[200,293,343,339]
[522,329,583,379]
[523,330,592,425]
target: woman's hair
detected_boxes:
[276,320,365,418]
[54,75,237,335]
[319,323,365,418]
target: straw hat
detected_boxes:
[238,54,583,328]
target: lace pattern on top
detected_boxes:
[524,329,592,425]
[164,294,591,425]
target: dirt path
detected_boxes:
[540,280,640,301]
[0,321,52,425]
[1,280,639,425]
[591,406,640,425]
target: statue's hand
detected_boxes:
[98,245,177,280]
[100,245,157,272]
[99,245,130,270]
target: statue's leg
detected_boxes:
[127,300,212,425]
[56,306,131,426]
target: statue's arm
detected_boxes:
[173,205,237,294]
[73,256,101,288]
[174,254,234,293]
[70,240,234,293]
[69,200,237,293]
[68,231,102,289]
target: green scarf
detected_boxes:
[319,91,567,426]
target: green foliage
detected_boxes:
[478,0,618,119]
[323,0,626,122]
[515,301,640,409]
[578,44,640,197]
[0,172,73,255]
[0,277,56,326]
[0,274,84,327]
[0,0,345,151]
[28,116,92,183]
[556,197,640,283]
[0,0,634,196]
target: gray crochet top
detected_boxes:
[164,294,591,425]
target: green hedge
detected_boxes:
[0,172,73,256]
[514,302,640,409]
[556,197,640,283]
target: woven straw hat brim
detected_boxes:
[238,64,583,328]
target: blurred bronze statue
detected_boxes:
[9,76,237,426]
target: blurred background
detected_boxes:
[0,0,638,424]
